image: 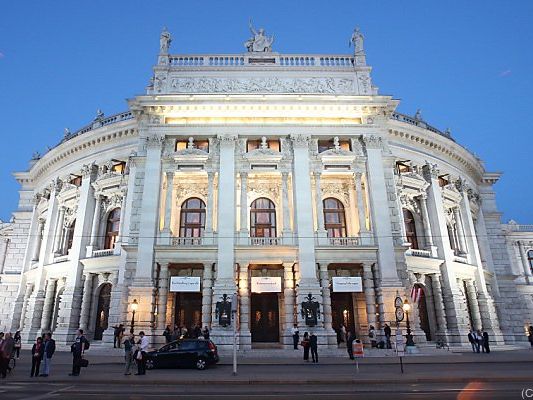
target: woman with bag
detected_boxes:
[30,337,44,377]
[13,331,21,359]
[300,332,310,362]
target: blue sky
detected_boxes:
[0,0,531,222]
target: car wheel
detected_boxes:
[196,357,207,370]
[145,359,155,370]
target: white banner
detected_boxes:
[251,277,282,293]
[332,277,363,293]
[169,276,201,292]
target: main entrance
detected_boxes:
[174,292,202,330]
[331,292,356,341]
[250,293,280,342]
[94,283,112,340]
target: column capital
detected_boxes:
[282,262,294,269]
[362,261,374,272]
[353,171,363,180]
[240,171,248,179]
[289,133,310,148]
[217,133,238,143]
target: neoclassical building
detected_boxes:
[0,26,531,349]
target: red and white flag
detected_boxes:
[410,286,422,303]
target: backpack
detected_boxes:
[84,338,90,350]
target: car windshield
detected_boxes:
[159,342,178,352]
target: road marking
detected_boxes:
[18,385,76,400]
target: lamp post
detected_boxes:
[130,299,138,334]
[402,299,415,346]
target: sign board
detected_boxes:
[169,276,201,292]
[352,340,364,357]
[251,277,282,293]
[332,277,363,293]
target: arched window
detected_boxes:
[104,208,121,249]
[250,198,276,238]
[180,198,206,237]
[528,250,533,275]
[323,198,347,238]
[403,209,419,249]
[65,220,76,253]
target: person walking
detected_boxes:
[69,329,89,376]
[0,332,6,379]
[467,329,476,353]
[300,332,310,362]
[482,331,490,354]
[202,326,210,340]
[30,337,44,377]
[346,331,356,360]
[135,331,149,375]
[40,332,56,377]
[171,325,180,342]
[310,333,319,363]
[369,325,377,348]
[291,324,299,350]
[13,331,21,359]
[1,333,14,377]
[123,333,135,375]
[384,324,392,349]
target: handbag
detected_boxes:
[79,356,89,368]
[136,350,143,361]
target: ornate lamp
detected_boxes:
[130,299,138,334]
[403,299,415,346]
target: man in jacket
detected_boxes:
[69,329,88,376]
[467,329,476,353]
[40,333,56,377]
[135,331,149,375]
[310,332,318,363]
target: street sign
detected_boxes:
[352,340,364,357]
[332,277,363,292]
[169,276,201,292]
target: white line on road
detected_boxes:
[18,385,76,400]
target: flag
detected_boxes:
[410,286,422,303]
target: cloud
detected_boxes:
[499,69,512,77]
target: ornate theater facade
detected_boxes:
[0,26,531,348]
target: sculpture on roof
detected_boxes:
[160,27,172,54]
[244,19,274,52]
[414,109,423,121]
[349,27,364,54]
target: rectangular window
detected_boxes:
[318,139,351,153]
[438,175,449,187]
[396,161,411,174]
[70,176,82,187]
[176,140,188,151]
[112,161,126,174]
[247,139,281,152]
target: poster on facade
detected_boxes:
[332,277,363,292]
[169,276,201,292]
[251,277,282,293]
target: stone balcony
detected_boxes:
[405,248,432,258]
[314,235,375,247]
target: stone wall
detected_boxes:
[0,275,21,331]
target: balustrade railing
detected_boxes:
[53,255,69,263]
[453,255,469,264]
[172,237,203,246]
[391,112,454,142]
[507,224,533,232]
[250,237,282,246]
[406,248,432,258]
[315,235,368,246]
[93,249,115,258]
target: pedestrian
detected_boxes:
[467,329,476,353]
[340,324,347,343]
[475,330,483,353]
[1,333,14,377]
[13,331,21,359]
[163,325,171,343]
[123,333,135,375]
[40,332,56,377]
[291,324,299,350]
[346,331,356,360]
[310,332,318,363]
[69,329,89,376]
[202,326,210,340]
[300,332,310,362]
[135,331,149,375]
[113,324,124,348]
[30,337,44,377]
[181,327,188,339]
[0,332,6,379]
[384,323,392,349]
[528,326,533,348]
[193,324,202,339]
[369,325,377,348]
[171,325,180,342]
[482,331,490,354]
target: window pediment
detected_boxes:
[93,173,127,193]
[398,172,428,192]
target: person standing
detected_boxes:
[369,325,377,348]
[13,331,21,359]
[384,324,392,349]
[123,334,135,375]
[482,331,490,354]
[113,324,124,348]
[40,333,56,377]
[0,332,5,379]
[291,324,299,350]
[310,333,318,363]
[135,331,149,375]
[475,330,483,353]
[467,329,476,353]
[528,326,533,348]
[30,337,44,377]
[202,326,210,340]
[1,333,14,377]
[69,329,88,376]
[346,331,356,360]
[163,325,171,343]
[300,332,310,362]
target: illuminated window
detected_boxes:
[403,209,419,249]
[112,161,126,174]
[323,198,347,238]
[175,139,209,152]
[180,198,206,238]
[250,198,276,238]
[104,209,121,249]
[318,139,351,153]
[70,176,82,187]
[66,220,76,252]
[247,139,281,152]
[396,161,411,174]
[438,175,449,187]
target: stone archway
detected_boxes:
[415,284,432,341]
[94,283,112,340]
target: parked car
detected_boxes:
[145,339,219,370]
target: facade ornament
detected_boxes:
[159,27,172,54]
[422,162,439,182]
[321,182,351,205]
[280,137,292,159]
[31,151,41,160]
[244,19,274,52]
[444,128,452,137]
[248,179,281,202]
[126,151,137,170]
[362,135,383,150]
[414,109,423,121]
[144,134,165,149]
[260,136,268,150]
[290,134,310,148]
[175,182,208,202]
[217,133,238,143]
[63,128,72,140]
[52,177,63,193]
[32,193,43,206]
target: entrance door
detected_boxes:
[250,293,279,342]
[175,292,202,333]
[417,285,432,341]
[94,283,112,340]
[331,292,355,341]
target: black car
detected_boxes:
[145,339,219,370]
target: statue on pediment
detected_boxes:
[160,27,172,54]
[244,19,274,52]
[350,27,364,54]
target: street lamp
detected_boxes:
[130,299,138,334]
[403,299,415,346]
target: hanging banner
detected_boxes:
[169,276,201,292]
[332,277,363,292]
[251,277,282,293]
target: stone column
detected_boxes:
[87,194,102,255]
[238,263,251,349]
[407,271,423,339]
[314,172,326,236]
[319,263,335,344]
[205,172,215,235]
[362,263,377,331]
[202,264,213,328]
[430,274,448,337]
[162,171,174,238]
[40,278,58,332]
[281,172,292,236]
[354,172,369,235]
[419,194,435,249]
[239,172,248,235]
[19,283,34,330]
[53,207,66,255]
[115,191,128,246]
[518,241,533,282]
[79,273,94,332]
[32,219,45,262]
[453,207,468,255]
[465,280,482,330]
[0,238,8,274]
[157,264,169,331]
[283,262,296,336]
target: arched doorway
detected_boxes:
[415,284,432,341]
[50,286,64,332]
[94,283,112,340]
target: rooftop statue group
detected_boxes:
[244,19,274,52]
